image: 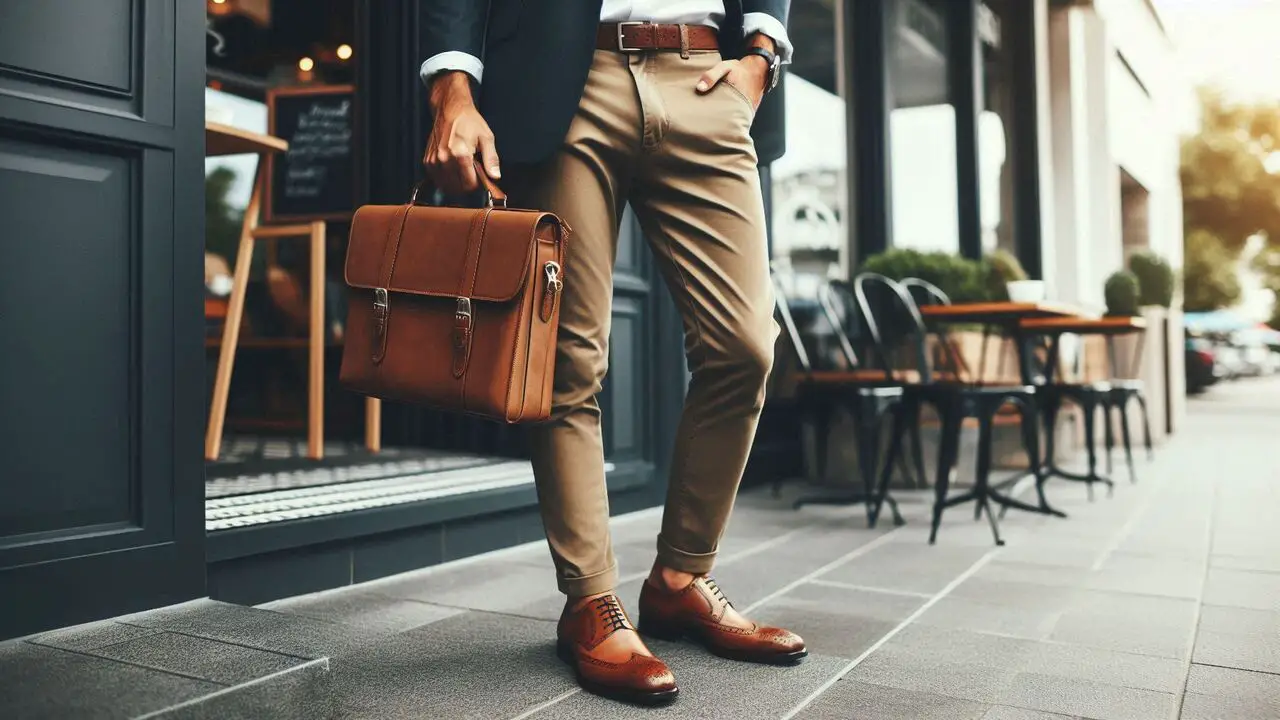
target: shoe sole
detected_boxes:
[554,641,680,706]
[637,619,809,666]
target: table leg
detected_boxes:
[206,168,263,461]
[307,221,325,460]
[365,397,382,453]
[1014,330,1037,386]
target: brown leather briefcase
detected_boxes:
[339,169,569,423]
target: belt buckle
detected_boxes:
[616,21,649,52]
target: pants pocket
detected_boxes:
[720,79,758,117]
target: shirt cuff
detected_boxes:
[419,51,484,87]
[743,13,793,65]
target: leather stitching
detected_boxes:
[455,209,493,402]
[372,204,414,363]
[504,241,532,422]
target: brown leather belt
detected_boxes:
[596,22,720,53]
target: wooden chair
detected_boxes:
[204,122,380,460]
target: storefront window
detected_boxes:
[204,0,361,476]
[888,0,961,254]
[979,0,1015,255]
[771,0,849,288]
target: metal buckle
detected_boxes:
[374,288,389,322]
[544,261,563,293]
[455,297,472,325]
[616,21,648,52]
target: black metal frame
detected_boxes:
[855,273,1060,545]
[1006,0,1047,279]
[849,0,895,262]
[948,0,984,261]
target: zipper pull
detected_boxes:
[541,261,562,322]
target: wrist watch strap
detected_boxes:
[742,47,780,93]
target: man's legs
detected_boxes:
[622,49,805,665]
[515,51,639,599]
[627,50,778,580]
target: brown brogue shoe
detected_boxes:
[556,594,678,705]
[638,575,808,665]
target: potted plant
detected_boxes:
[983,249,1038,302]
[859,249,987,303]
[1129,250,1174,308]
[1104,270,1142,317]
[1125,250,1177,443]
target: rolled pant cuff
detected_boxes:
[656,536,717,575]
[559,562,619,597]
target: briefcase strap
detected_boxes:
[411,158,507,209]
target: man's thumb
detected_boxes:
[478,135,501,179]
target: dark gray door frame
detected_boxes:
[1006,0,1047,279]
[848,0,895,265]
[0,0,208,639]
[949,0,985,261]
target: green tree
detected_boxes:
[1181,89,1280,253]
[1182,230,1242,312]
[205,166,243,271]
[1251,246,1280,329]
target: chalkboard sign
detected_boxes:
[265,84,356,222]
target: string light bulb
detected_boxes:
[337,44,353,61]
[298,56,315,72]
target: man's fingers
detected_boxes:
[455,153,480,192]
[695,60,735,93]
[477,133,501,180]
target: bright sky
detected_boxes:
[1155,0,1280,102]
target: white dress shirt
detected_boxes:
[420,1,792,86]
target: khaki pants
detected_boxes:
[510,49,778,597]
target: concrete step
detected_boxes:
[1,602,337,719]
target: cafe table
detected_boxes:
[916,301,1087,525]
[204,121,380,461]
[919,301,1084,386]
[1016,315,1148,493]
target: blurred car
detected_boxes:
[1185,336,1221,394]
[1229,328,1280,376]
[1210,338,1246,380]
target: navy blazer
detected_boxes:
[421,0,789,165]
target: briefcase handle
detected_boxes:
[411,158,507,208]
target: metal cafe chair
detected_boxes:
[851,273,1054,546]
[894,278,970,488]
[1103,330,1155,482]
[769,268,907,528]
[1029,336,1116,499]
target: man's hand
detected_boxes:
[694,33,777,109]
[425,71,500,194]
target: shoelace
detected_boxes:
[703,576,732,608]
[593,595,630,634]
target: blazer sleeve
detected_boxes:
[419,0,490,84]
[741,1,792,63]
[742,0,789,28]
[422,0,489,57]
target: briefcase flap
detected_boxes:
[344,204,563,303]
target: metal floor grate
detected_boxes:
[205,461,536,531]
[205,453,502,499]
